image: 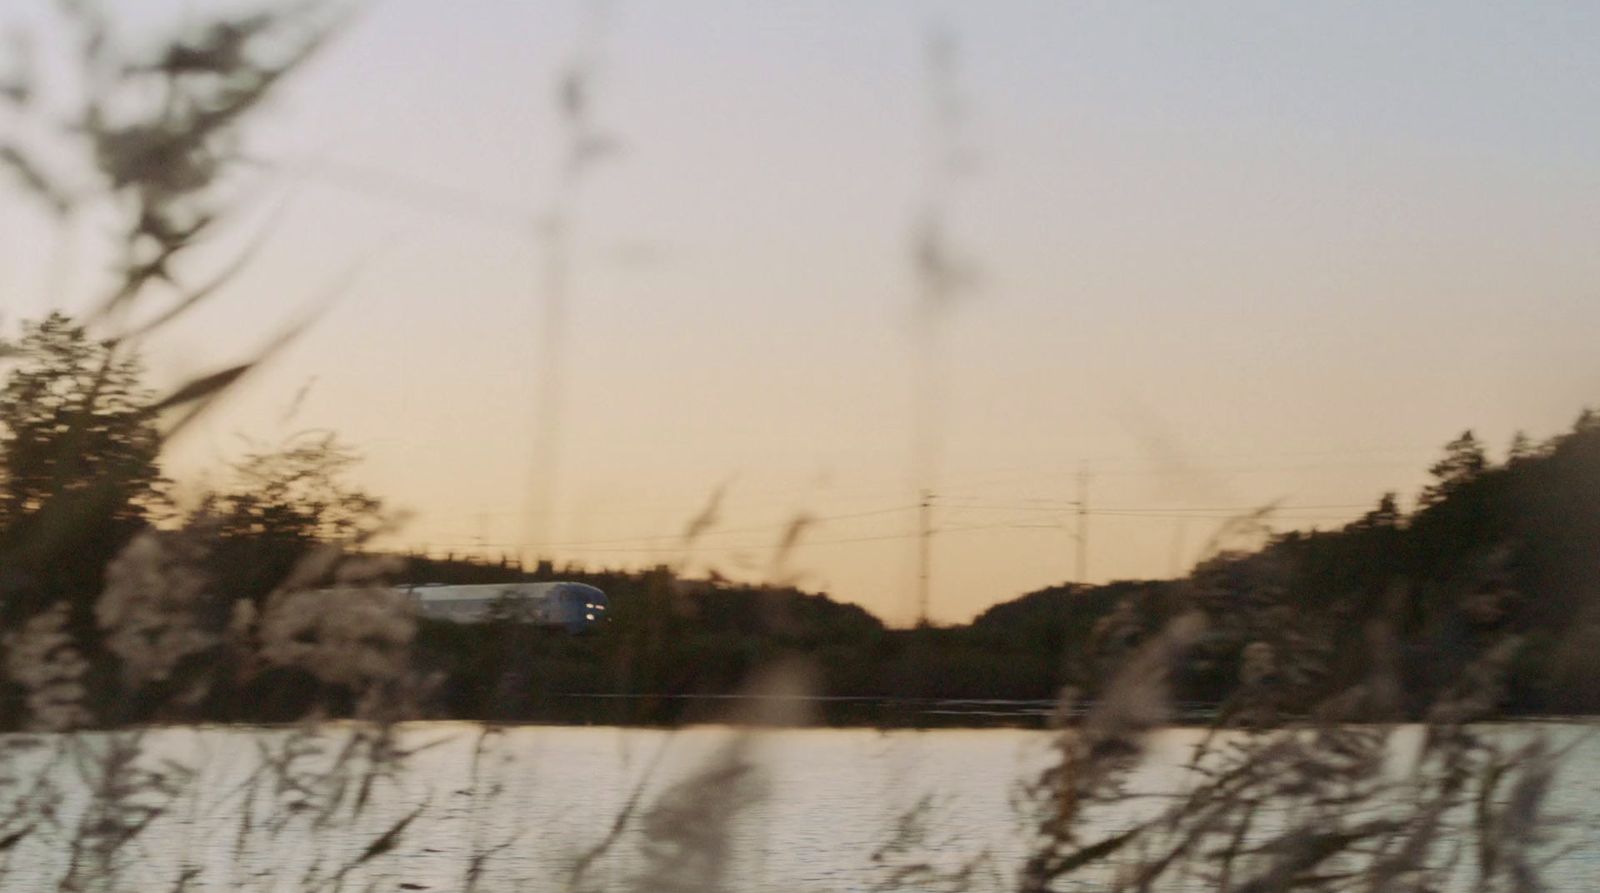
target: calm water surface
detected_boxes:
[9,722,1599,891]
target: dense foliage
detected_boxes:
[966,417,1600,718]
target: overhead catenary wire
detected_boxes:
[414,519,1020,555]
[412,500,1379,557]
[431,459,1414,522]
[417,504,922,551]
[243,152,540,231]
[934,505,1376,518]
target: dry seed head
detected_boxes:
[258,585,415,688]
[2,603,92,731]
[1239,640,1276,686]
[96,528,221,689]
[1083,612,1205,756]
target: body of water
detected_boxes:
[2,722,1596,891]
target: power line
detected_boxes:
[411,519,1019,554]
[1076,465,1089,584]
[939,501,1374,513]
[388,441,1435,528]
[917,488,932,626]
[410,501,1383,559]
[1090,512,1360,523]
[419,504,919,551]
[546,504,919,546]
[954,457,1428,491]
[416,499,1388,556]
[246,153,538,231]
[412,500,1381,556]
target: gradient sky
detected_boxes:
[4,1,1599,624]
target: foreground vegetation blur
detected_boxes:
[0,3,1592,890]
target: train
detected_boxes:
[400,581,609,633]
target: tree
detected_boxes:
[198,433,386,602]
[1507,430,1536,462]
[0,314,165,598]
[1354,492,1402,529]
[0,314,167,728]
[207,433,383,542]
[0,314,164,526]
[1420,430,1488,507]
[0,2,344,731]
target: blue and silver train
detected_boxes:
[401,582,608,633]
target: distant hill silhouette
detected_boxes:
[380,413,1600,725]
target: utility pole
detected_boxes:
[917,488,933,626]
[1075,465,1090,584]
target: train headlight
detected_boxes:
[585,613,595,620]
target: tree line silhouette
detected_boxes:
[2,312,1598,726]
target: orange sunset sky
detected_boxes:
[3,1,1598,624]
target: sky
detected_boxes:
[3,1,1599,625]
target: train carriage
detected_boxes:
[401,581,608,632]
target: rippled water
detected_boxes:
[5,722,1598,891]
